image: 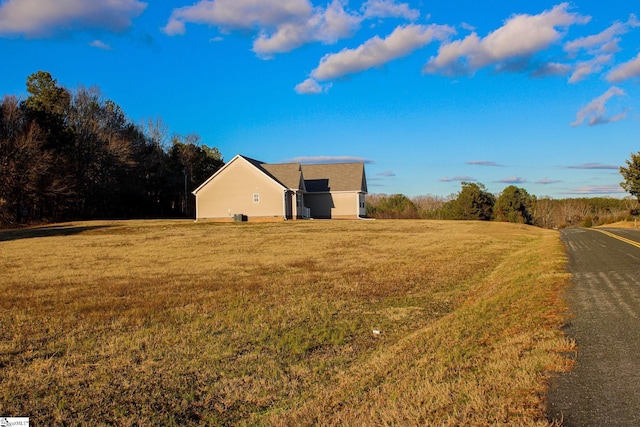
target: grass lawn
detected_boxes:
[0,219,573,425]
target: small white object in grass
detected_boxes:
[372,329,381,335]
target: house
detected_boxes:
[192,154,368,221]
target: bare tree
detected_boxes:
[411,194,448,219]
[533,197,556,229]
[0,96,55,224]
[142,116,170,149]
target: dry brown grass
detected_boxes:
[0,219,573,425]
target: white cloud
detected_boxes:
[423,3,589,76]
[466,160,504,167]
[607,52,640,83]
[460,22,475,32]
[294,78,330,94]
[253,0,361,58]
[569,54,613,83]
[566,185,625,195]
[440,175,476,182]
[162,18,186,36]
[536,177,562,185]
[569,63,596,83]
[361,0,419,21]
[571,86,627,127]
[496,176,527,184]
[564,163,619,170]
[163,0,312,35]
[564,14,638,54]
[0,0,147,37]
[563,14,639,83]
[89,39,112,50]
[163,0,424,59]
[310,24,455,81]
[564,21,626,53]
[163,0,362,58]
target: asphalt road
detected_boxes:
[547,228,640,426]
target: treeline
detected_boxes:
[367,182,638,229]
[0,71,223,227]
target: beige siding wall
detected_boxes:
[196,160,284,220]
[332,192,359,217]
[305,192,359,218]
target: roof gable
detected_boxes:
[301,163,367,193]
[262,163,305,190]
[193,155,367,195]
[192,154,287,195]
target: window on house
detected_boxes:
[253,193,260,203]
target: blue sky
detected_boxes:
[1,0,639,198]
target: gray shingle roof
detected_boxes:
[262,163,304,190]
[301,163,367,193]
[238,155,367,194]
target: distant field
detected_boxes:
[0,220,573,426]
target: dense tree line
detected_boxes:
[0,72,223,226]
[367,183,637,229]
[370,150,640,227]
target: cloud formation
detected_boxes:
[564,14,639,83]
[566,14,638,50]
[163,0,312,36]
[571,86,627,126]
[161,2,639,96]
[565,185,625,195]
[309,23,454,82]
[466,160,504,167]
[164,0,418,59]
[568,54,613,83]
[294,78,331,94]
[252,0,361,58]
[163,0,337,55]
[89,39,112,50]
[536,177,562,185]
[440,175,476,182]
[360,0,419,21]
[0,0,147,37]
[496,176,527,184]
[423,3,589,76]
[564,163,619,170]
[607,52,640,83]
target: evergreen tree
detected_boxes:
[620,152,640,200]
[168,134,224,216]
[447,182,495,220]
[494,185,534,224]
